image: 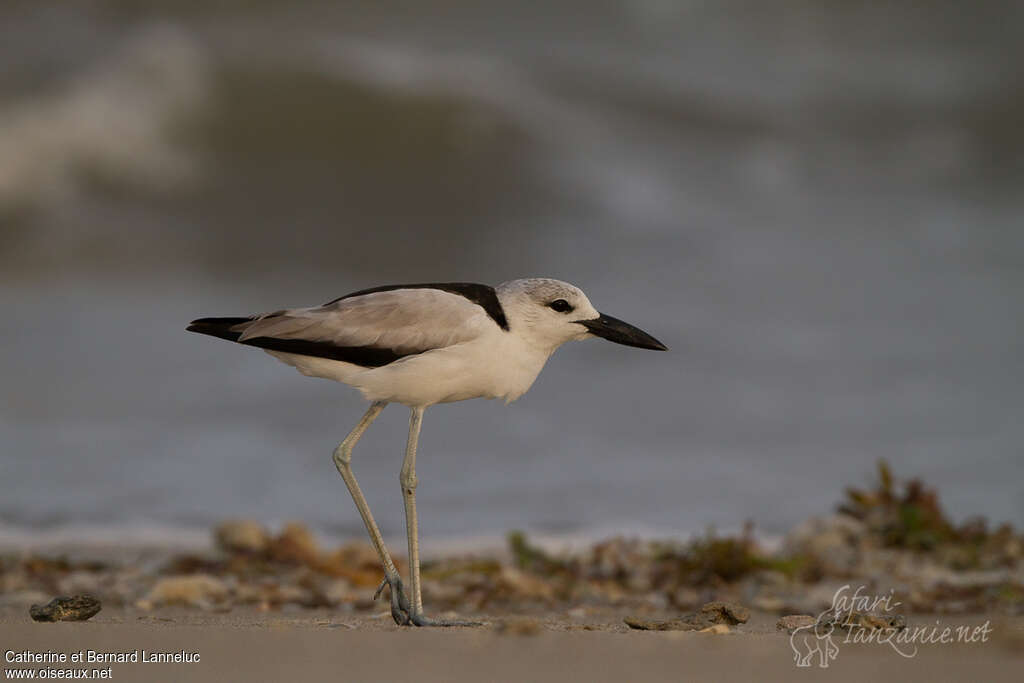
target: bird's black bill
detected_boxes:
[579,313,667,351]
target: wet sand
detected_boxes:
[2,606,1021,682]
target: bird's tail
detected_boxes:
[185,316,255,342]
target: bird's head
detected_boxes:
[496,278,667,354]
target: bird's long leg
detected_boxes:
[332,401,411,625]
[400,407,481,627]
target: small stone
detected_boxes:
[625,601,750,631]
[699,624,730,634]
[833,611,906,631]
[30,595,102,622]
[776,614,816,632]
[699,601,749,625]
[624,616,680,631]
[214,520,270,555]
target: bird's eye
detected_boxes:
[548,299,573,313]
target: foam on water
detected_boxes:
[0,25,208,214]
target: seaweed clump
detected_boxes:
[839,460,1022,569]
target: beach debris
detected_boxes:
[671,525,763,585]
[783,515,865,575]
[143,574,229,608]
[268,522,320,565]
[495,567,556,603]
[697,601,750,625]
[318,543,388,587]
[825,610,907,632]
[214,520,270,555]
[4,462,1022,621]
[836,460,1023,570]
[622,616,663,630]
[625,601,749,631]
[840,460,954,551]
[776,615,816,632]
[320,577,359,606]
[29,595,102,622]
[507,531,568,576]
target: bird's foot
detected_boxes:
[374,575,412,625]
[374,575,480,627]
[408,612,483,627]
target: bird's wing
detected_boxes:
[236,287,494,357]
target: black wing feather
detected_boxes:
[186,317,408,367]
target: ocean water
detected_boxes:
[1,1,1022,546]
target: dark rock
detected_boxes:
[29,595,102,622]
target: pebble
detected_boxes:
[831,611,907,631]
[625,601,749,631]
[30,595,102,622]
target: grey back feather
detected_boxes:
[237,288,492,354]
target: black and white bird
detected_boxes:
[187,278,666,626]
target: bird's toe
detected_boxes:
[375,575,413,626]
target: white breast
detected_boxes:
[265,326,550,407]
[351,329,552,406]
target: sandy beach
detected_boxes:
[2,605,1021,682]
[3,464,1023,682]
[4,4,1023,680]
[2,459,1021,682]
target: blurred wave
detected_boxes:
[1,1,1022,540]
[0,25,207,215]
[1,2,1021,277]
